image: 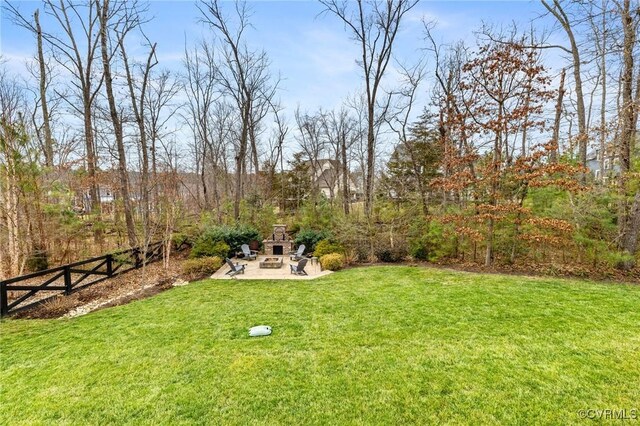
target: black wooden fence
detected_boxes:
[0,241,167,317]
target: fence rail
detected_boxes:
[0,241,168,317]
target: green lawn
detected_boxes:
[2,266,640,425]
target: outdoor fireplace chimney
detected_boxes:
[263,224,293,256]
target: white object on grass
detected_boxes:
[249,325,272,337]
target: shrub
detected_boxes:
[170,222,201,249]
[172,232,192,249]
[314,239,344,257]
[26,249,49,272]
[408,219,456,262]
[410,242,429,261]
[320,253,345,271]
[192,225,260,257]
[352,245,371,263]
[374,243,408,263]
[182,256,223,279]
[190,239,230,259]
[294,228,330,254]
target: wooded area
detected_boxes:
[2,0,640,279]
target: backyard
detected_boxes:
[2,266,640,424]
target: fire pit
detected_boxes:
[259,257,283,269]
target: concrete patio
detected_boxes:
[210,255,333,280]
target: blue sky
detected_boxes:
[0,1,564,164]
[1,1,555,113]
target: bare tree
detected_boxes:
[34,9,55,167]
[295,106,327,201]
[8,0,105,242]
[0,69,27,276]
[97,0,144,247]
[120,33,158,247]
[183,39,218,210]
[386,61,428,214]
[551,68,566,164]
[198,0,278,221]
[615,0,640,267]
[144,69,181,207]
[323,107,359,214]
[320,0,419,217]
[541,0,588,170]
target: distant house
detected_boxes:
[586,149,619,182]
[77,170,204,216]
[306,159,361,200]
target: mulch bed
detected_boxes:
[12,252,194,320]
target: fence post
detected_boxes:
[0,281,8,317]
[106,254,113,277]
[64,266,72,295]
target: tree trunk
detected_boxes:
[82,99,102,244]
[234,103,250,220]
[364,103,375,217]
[341,132,350,215]
[599,6,607,180]
[99,0,137,247]
[34,9,54,168]
[551,68,566,164]
[122,42,156,247]
[618,0,635,177]
[201,141,209,209]
[4,167,20,276]
[542,0,587,169]
[618,0,638,267]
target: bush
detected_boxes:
[172,232,192,249]
[26,249,49,272]
[294,229,330,254]
[408,219,456,262]
[410,242,429,261]
[314,239,344,257]
[182,256,223,279]
[170,222,201,249]
[320,253,345,271]
[374,243,408,263]
[190,239,230,259]
[192,225,260,257]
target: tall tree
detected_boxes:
[0,69,27,276]
[198,0,277,221]
[144,69,181,209]
[120,35,158,246]
[320,0,419,217]
[97,0,141,247]
[616,0,640,267]
[8,0,104,242]
[183,39,218,210]
[541,0,588,170]
[323,108,358,214]
[33,9,54,168]
[458,41,554,265]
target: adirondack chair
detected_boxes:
[290,258,309,276]
[225,258,246,277]
[240,244,258,260]
[289,244,306,261]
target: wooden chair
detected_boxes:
[289,244,306,261]
[290,258,309,276]
[240,244,258,260]
[225,258,246,277]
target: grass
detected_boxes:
[2,266,640,425]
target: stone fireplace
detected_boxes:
[263,224,293,256]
